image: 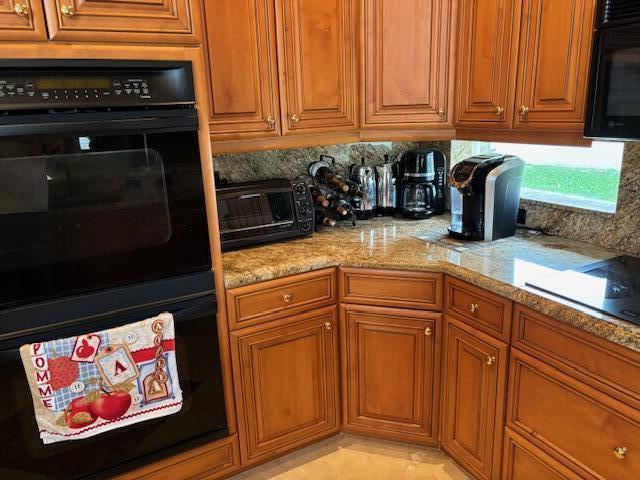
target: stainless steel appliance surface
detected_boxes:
[526,255,640,325]
[449,154,524,241]
[375,155,398,216]
[216,178,314,251]
[0,60,228,479]
[350,159,377,219]
[586,0,640,140]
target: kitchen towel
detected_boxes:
[20,312,183,444]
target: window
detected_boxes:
[467,141,625,213]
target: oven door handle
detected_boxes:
[0,109,198,137]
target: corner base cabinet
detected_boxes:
[230,305,340,465]
[340,304,441,444]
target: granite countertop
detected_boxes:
[221,216,640,353]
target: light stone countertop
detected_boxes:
[221,216,640,353]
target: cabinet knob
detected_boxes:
[282,293,293,303]
[60,4,75,16]
[495,105,504,116]
[266,115,275,127]
[613,446,628,460]
[469,303,479,314]
[437,108,446,118]
[290,114,300,124]
[14,3,29,16]
[519,105,530,116]
[486,355,496,366]
[424,327,432,336]
[324,321,332,331]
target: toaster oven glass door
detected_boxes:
[218,191,294,232]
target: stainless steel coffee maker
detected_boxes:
[375,155,398,215]
[349,158,376,219]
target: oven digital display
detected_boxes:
[35,78,112,90]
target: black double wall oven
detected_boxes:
[0,60,227,479]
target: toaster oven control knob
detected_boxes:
[295,184,306,196]
[299,207,309,216]
[301,220,312,231]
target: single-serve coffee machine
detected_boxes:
[448,154,525,241]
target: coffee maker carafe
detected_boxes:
[399,150,440,219]
[448,154,525,241]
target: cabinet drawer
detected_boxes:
[513,304,640,409]
[507,350,640,480]
[445,276,512,341]
[339,268,442,310]
[226,268,337,329]
[502,428,584,480]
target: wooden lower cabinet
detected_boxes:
[230,305,340,465]
[441,315,509,480]
[340,304,441,444]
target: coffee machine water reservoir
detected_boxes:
[448,154,525,241]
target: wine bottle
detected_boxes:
[327,196,349,216]
[310,186,330,208]
[309,162,350,193]
[316,212,337,227]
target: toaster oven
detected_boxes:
[216,178,314,251]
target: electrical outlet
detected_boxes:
[517,208,527,225]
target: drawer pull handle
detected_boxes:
[469,303,479,314]
[282,293,293,303]
[266,115,275,127]
[324,321,332,331]
[290,114,300,124]
[60,4,74,16]
[486,355,496,366]
[519,105,529,116]
[613,446,628,460]
[495,105,504,116]
[14,3,29,16]
[437,108,446,118]
[424,327,432,336]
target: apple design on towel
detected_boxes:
[66,396,97,429]
[90,391,132,421]
[76,337,96,359]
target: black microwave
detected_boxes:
[585,0,640,140]
[216,178,314,251]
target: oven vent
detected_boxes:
[602,0,640,25]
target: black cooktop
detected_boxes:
[526,255,640,325]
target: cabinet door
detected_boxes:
[455,0,519,128]
[0,0,47,41]
[361,0,455,128]
[42,0,200,43]
[231,306,340,464]
[276,0,357,134]
[341,304,441,444]
[513,0,595,131]
[441,316,508,480]
[204,0,281,139]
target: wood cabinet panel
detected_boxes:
[445,276,512,342]
[507,350,640,480]
[226,268,337,330]
[513,304,640,410]
[361,0,455,128]
[339,268,442,310]
[204,0,281,139]
[441,316,508,480]
[231,306,340,463]
[277,0,357,133]
[0,0,47,41]
[513,0,595,131]
[43,0,200,43]
[340,304,441,444]
[455,0,518,127]
[502,428,585,480]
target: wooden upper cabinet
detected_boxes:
[441,316,508,480]
[455,0,519,128]
[42,0,200,43]
[276,0,357,134]
[0,0,47,41]
[513,0,595,131]
[361,0,455,128]
[204,0,281,139]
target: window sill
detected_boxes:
[520,188,617,215]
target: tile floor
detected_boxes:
[229,434,471,480]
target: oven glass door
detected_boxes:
[0,295,227,480]
[587,26,640,139]
[0,129,211,308]
[217,190,295,233]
